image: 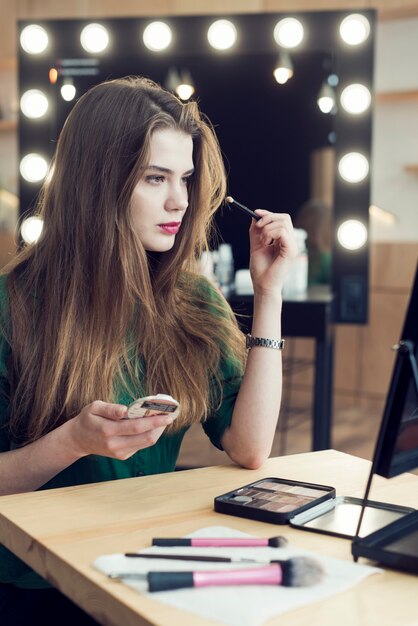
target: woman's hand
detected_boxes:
[66,401,173,461]
[249,210,298,297]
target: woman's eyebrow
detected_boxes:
[147,165,195,176]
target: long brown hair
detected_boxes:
[2,76,246,445]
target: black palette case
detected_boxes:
[352,509,418,574]
[214,477,336,524]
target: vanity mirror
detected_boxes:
[18,10,375,322]
[352,262,418,573]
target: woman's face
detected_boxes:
[130,128,194,252]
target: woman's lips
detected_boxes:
[158,222,181,235]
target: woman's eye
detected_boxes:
[182,175,193,185]
[146,175,165,184]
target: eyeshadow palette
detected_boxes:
[214,477,336,524]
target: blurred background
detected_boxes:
[0,0,417,466]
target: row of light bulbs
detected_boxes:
[20,102,371,187]
[22,76,371,115]
[19,150,369,187]
[19,72,371,117]
[20,14,371,56]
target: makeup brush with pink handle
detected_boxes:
[109,557,324,592]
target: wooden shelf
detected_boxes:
[0,119,17,132]
[376,90,418,103]
[404,164,418,174]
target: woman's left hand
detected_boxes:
[249,209,298,296]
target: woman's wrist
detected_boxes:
[251,292,283,341]
[253,289,283,309]
[59,417,89,461]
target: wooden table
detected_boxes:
[0,450,417,626]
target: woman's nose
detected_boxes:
[165,183,188,212]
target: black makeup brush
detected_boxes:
[151,536,288,547]
[124,553,264,563]
[225,196,261,221]
[108,556,324,591]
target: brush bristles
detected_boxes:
[225,195,234,203]
[268,536,288,548]
[273,557,324,587]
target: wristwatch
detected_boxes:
[246,334,285,350]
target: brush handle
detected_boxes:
[152,538,268,547]
[152,538,191,546]
[147,564,282,592]
[125,553,235,562]
[228,199,260,221]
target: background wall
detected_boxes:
[372,16,418,241]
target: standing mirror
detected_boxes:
[352,262,418,574]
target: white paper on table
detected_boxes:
[93,525,382,626]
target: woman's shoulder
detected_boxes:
[186,272,227,307]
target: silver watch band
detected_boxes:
[246,334,285,350]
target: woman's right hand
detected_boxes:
[66,401,174,461]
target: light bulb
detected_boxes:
[340,84,371,114]
[143,22,172,51]
[337,219,368,250]
[20,89,49,119]
[338,152,369,183]
[61,83,76,101]
[176,84,194,101]
[273,18,304,49]
[80,24,109,53]
[273,52,294,84]
[274,68,293,84]
[20,25,49,54]
[318,97,334,114]
[20,154,48,183]
[21,216,44,244]
[207,20,237,50]
[317,82,336,114]
[339,14,370,46]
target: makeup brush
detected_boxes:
[109,557,324,591]
[124,553,264,563]
[225,196,261,221]
[151,536,288,548]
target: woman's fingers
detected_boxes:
[118,413,174,434]
[72,402,173,459]
[254,209,292,225]
[251,211,297,253]
[103,425,168,460]
[89,400,127,420]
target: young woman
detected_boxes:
[0,76,297,621]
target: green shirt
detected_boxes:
[0,274,242,588]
